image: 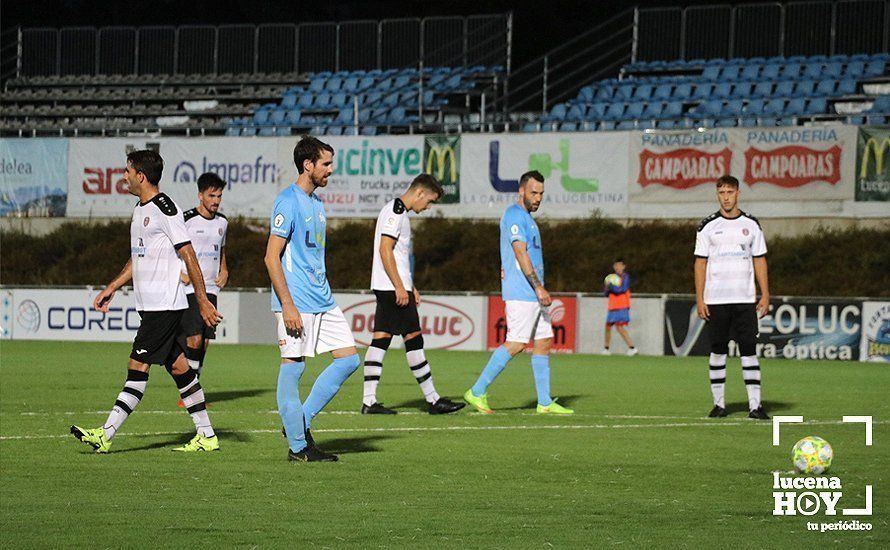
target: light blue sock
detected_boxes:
[532,354,552,406]
[303,354,360,428]
[472,345,513,397]
[277,362,307,453]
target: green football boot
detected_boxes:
[70,425,112,453]
[463,389,494,414]
[172,434,220,452]
[536,399,574,415]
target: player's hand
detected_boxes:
[199,298,224,328]
[536,287,552,307]
[216,269,229,289]
[282,302,303,338]
[413,288,421,306]
[180,271,190,285]
[395,288,409,307]
[756,295,770,318]
[697,300,710,321]
[93,287,116,312]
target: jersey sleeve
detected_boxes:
[270,196,295,239]
[752,226,767,257]
[162,209,191,250]
[502,209,527,244]
[221,219,228,247]
[380,211,403,240]
[694,227,709,258]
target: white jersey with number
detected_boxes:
[694,210,767,305]
[371,198,413,291]
[182,208,227,296]
[130,193,191,311]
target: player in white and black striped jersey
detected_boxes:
[180,172,229,382]
[694,175,771,420]
[70,149,224,453]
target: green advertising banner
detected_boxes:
[423,135,460,204]
[856,126,890,202]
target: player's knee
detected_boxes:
[371,335,393,350]
[711,341,730,355]
[186,334,203,349]
[404,334,424,352]
[738,340,757,357]
[336,353,361,375]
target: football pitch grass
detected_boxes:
[1,341,887,548]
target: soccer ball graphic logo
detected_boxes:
[791,436,833,474]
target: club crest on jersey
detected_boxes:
[743,228,750,236]
[318,212,326,224]
[143,216,150,226]
[274,214,284,228]
[218,228,223,236]
[511,224,519,235]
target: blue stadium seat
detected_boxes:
[764,98,786,115]
[269,109,286,125]
[285,109,301,125]
[753,81,773,98]
[281,93,298,108]
[342,77,359,92]
[792,80,815,97]
[560,122,578,132]
[383,92,399,107]
[844,61,865,78]
[309,78,327,93]
[638,120,656,130]
[672,83,692,100]
[815,80,836,96]
[579,86,595,103]
[546,104,568,121]
[616,84,635,101]
[443,74,462,90]
[653,84,673,100]
[870,95,890,113]
[806,97,828,114]
[616,120,636,130]
[331,93,348,108]
[722,99,744,116]
[336,108,353,123]
[740,64,761,81]
[691,83,713,100]
[253,108,271,125]
[565,104,585,122]
[656,119,679,129]
[720,65,741,80]
[394,75,411,89]
[786,98,806,115]
[225,126,240,136]
[589,102,608,119]
[865,59,886,76]
[699,100,723,117]
[762,64,781,80]
[663,101,683,118]
[837,80,857,95]
[803,63,824,79]
[824,62,843,78]
[258,127,276,136]
[326,77,342,92]
[522,122,539,132]
[376,78,394,92]
[326,125,344,136]
[298,93,314,109]
[315,93,332,109]
[740,118,758,127]
[809,55,828,63]
[363,92,382,106]
[240,126,257,136]
[595,86,614,101]
[357,76,375,91]
[715,118,737,127]
[633,85,653,101]
[782,63,801,79]
[624,102,645,120]
[744,99,765,116]
[774,81,795,97]
[712,82,732,99]
[276,127,292,136]
[731,82,753,98]
[605,103,625,121]
[702,66,720,80]
[642,102,664,118]
[868,115,887,124]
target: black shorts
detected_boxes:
[182,293,218,339]
[707,303,758,356]
[373,290,421,336]
[130,309,188,366]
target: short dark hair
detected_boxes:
[614,258,625,264]
[519,170,545,188]
[127,149,164,186]
[408,173,444,197]
[716,175,739,188]
[197,172,227,193]
[293,135,334,174]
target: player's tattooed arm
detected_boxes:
[93,259,133,312]
[512,241,551,306]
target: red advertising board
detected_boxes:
[486,295,577,352]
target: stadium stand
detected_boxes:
[532,53,890,131]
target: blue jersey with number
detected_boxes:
[269,184,335,313]
[500,203,544,302]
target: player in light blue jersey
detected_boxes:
[465,171,573,415]
[264,136,360,462]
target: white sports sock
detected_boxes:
[709,353,727,408]
[103,370,148,440]
[407,348,440,404]
[363,345,386,406]
[741,355,761,410]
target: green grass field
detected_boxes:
[1,341,887,548]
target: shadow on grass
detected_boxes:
[496,394,583,411]
[205,388,272,404]
[111,428,256,453]
[725,400,794,416]
[316,435,393,454]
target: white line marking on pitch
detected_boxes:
[1,418,885,441]
[17,410,706,420]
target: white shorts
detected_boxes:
[505,300,554,344]
[275,306,356,358]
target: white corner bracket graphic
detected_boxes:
[772,415,804,446]
[842,415,873,446]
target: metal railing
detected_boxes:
[634,0,890,62]
[6,14,510,80]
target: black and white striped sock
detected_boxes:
[173,370,214,437]
[102,369,148,440]
[363,336,391,406]
[405,335,439,404]
[709,353,727,408]
[741,355,762,410]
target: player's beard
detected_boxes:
[523,196,539,212]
